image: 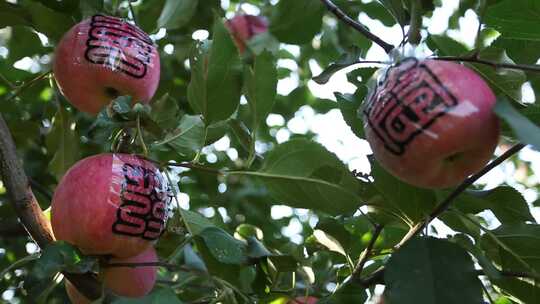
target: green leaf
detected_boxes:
[33,241,96,279]
[157,0,199,30]
[426,34,470,56]
[0,2,32,28]
[453,186,534,224]
[385,237,483,304]
[245,51,278,132]
[179,209,216,236]
[323,278,368,303]
[378,0,409,26]
[46,107,80,181]
[24,2,74,42]
[229,139,369,215]
[491,277,540,304]
[312,229,347,257]
[270,0,325,44]
[470,47,527,103]
[494,97,540,150]
[485,0,540,41]
[187,19,242,125]
[151,94,180,130]
[335,92,364,139]
[481,223,540,274]
[197,227,248,265]
[152,115,205,158]
[371,161,436,224]
[313,48,363,85]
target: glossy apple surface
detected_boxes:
[65,280,91,304]
[102,246,158,298]
[51,153,171,258]
[53,14,160,114]
[226,14,268,54]
[363,58,500,188]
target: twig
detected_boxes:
[320,0,394,53]
[433,56,540,73]
[357,143,526,286]
[352,224,383,278]
[395,143,525,249]
[0,114,102,300]
[3,71,51,102]
[127,0,139,26]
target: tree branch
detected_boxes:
[352,224,383,278]
[434,56,540,73]
[320,0,394,53]
[357,143,526,286]
[395,143,525,250]
[0,114,102,300]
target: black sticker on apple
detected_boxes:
[363,58,458,155]
[85,14,155,78]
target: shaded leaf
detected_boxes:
[385,237,483,304]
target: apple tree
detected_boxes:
[0,0,539,303]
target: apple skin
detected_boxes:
[225,14,268,54]
[65,280,91,304]
[363,58,500,189]
[288,296,319,304]
[53,14,160,114]
[51,153,171,258]
[102,246,158,298]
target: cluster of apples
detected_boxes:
[51,15,168,302]
[50,13,270,303]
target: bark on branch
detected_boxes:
[0,114,102,300]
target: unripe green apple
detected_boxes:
[363,58,500,188]
[288,296,319,304]
[53,14,160,114]
[102,246,158,298]
[65,280,91,304]
[51,153,171,258]
[226,14,268,54]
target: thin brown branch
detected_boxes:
[320,0,394,53]
[353,224,383,278]
[434,56,540,73]
[395,143,525,250]
[357,143,526,287]
[3,71,51,102]
[0,113,102,300]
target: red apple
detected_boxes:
[288,296,319,304]
[101,246,158,298]
[65,280,91,304]
[363,58,500,188]
[53,14,160,114]
[225,14,268,54]
[51,153,171,258]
